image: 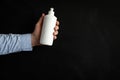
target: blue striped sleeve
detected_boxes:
[0,34,32,55]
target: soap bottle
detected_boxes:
[40,8,57,46]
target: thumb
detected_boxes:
[37,13,45,25]
[34,13,45,34]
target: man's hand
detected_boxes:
[31,13,60,47]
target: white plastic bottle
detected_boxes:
[40,8,57,46]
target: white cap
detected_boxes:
[48,8,55,15]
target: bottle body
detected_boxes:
[40,14,57,46]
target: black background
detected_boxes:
[0,0,120,80]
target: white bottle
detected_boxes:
[40,8,57,46]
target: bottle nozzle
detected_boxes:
[48,8,55,15]
[50,8,54,11]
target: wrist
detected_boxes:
[31,33,40,47]
[31,34,36,47]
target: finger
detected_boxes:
[53,36,57,40]
[56,21,60,26]
[53,31,58,36]
[54,26,59,31]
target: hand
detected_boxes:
[31,13,60,47]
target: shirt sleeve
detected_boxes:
[0,34,32,55]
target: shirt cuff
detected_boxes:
[20,34,32,51]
